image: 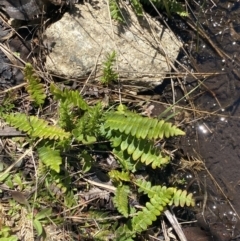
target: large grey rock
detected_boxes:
[45,1,182,88]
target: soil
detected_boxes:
[1,0,240,241]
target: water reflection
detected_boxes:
[220,117,227,122]
[198,124,208,134]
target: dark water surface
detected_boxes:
[175,1,240,240]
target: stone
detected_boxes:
[45,1,182,88]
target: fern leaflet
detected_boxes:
[4,113,70,140]
[58,100,76,131]
[136,179,175,202]
[72,103,102,144]
[38,146,62,173]
[110,131,170,169]
[109,170,130,182]
[112,148,137,171]
[170,189,195,207]
[109,0,124,22]
[130,0,143,16]
[113,185,130,217]
[136,179,195,206]
[24,63,46,106]
[115,224,135,241]
[50,83,89,110]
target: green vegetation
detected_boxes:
[100,51,118,85]
[0,226,18,241]
[109,0,188,22]
[0,63,194,240]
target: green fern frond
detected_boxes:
[140,0,187,17]
[177,10,188,17]
[24,63,46,106]
[131,195,164,232]
[135,179,174,201]
[38,146,62,173]
[170,189,195,207]
[3,113,70,140]
[109,0,124,22]
[104,112,185,140]
[72,103,102,144]
[109,170,130,182]
[130,0,143,16]
[101,51,118,85]
[80,151,94,173]
[131,179,194,232]
[135,179,152,195]
[50,84,88,130]
[112,148,137,171]
[110,131,170,169]
[132,202,163,232]
[50,83,89,111]
[58,100,76,131]
[166,0,187,16]
[115,224,135,241]
[113,185,130,217]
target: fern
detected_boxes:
[136,179,175,202]
[104,109,184,169]
[113,185,130,217]
[24,63,46,106]
[109,0,124,22]
[132,200,162,232]
[130,179,194,232]
[170,189,195,207]
[50,84,102,143]
[101,51,118,85]
[51,83,89,131]
[130,0,143,16]
[57,100,76,131]
[115,224,135,241]
[110,132,170,169]
[104,112,185,140]
[109,170,130,182]
[72,103,103,144]
[50,83,89,111]
[111,178,194,238]
[140,0,187,17]
[3,113,70,141]
[38,146,62,173]
[3,64,195,241]
[112,148,137,171]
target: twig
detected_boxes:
[0,82,26,94]
[83,178,116,192]
[164,210,187,241]
[0,126,26,137]
[162,220,170,241]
